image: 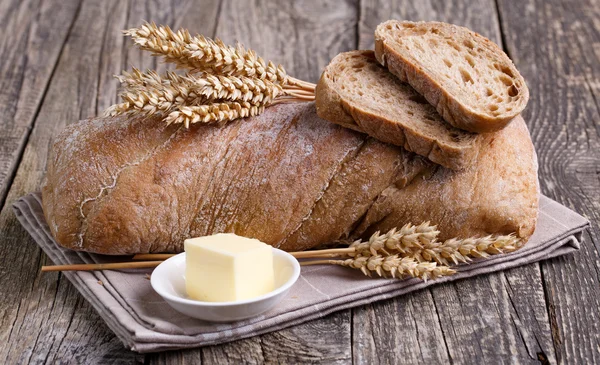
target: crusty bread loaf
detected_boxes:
[41,103,538,255]
[316,50,481,170]
[375,20,529,133]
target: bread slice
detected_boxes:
[375,20,529,133]
[315,50,481,170]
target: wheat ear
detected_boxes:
[414,234,523,266]
[349,222,440,257]
[164,102,265,128]
[125,23,295,87]
[304,255,455,281]
[105,68,311,123]
[348,223,523,266]
[105,69,206,117]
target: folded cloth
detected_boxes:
[13,193,588,353]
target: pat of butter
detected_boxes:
[184,233,275,302]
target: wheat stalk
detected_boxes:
[124,22,305,88]
[304,255,455,281]
[104,68,314,124]
[105,23,316,125]
[347,223,523,266]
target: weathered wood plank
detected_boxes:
[0,1,143,363]
[215,0,358,83]
[352,290,450,364]
[0,0,218,363]
[354,1,557,364]
[0,0,81,216]
[497,0,600,363]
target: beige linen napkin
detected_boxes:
[13,193,588,353]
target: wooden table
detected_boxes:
[0,0,598,363]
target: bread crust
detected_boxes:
[316,50,481,170]
[375,21,529,133]
[353,115,540,241]
[42,104,538,254]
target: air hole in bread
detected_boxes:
[489,104,499,112]
[498,75,512,86]
[459,68,473,84]
[430,28,441,35]
[407,110,414,116]
[500,66,514,77]
[352,62,365,69]
[465,55,475,68]
[349,76,358,82]
[386,24,393,30]
[443,59,453,68]
[409,94,429,104]
[429,38,439,47]
[463,39,475,49]
[449,132,461,141]
[508,84,519,97]
[358,91,364,96]
[447,40,461,51]
[486,88,493,96]
[402,23,415,29]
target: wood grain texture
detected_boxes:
[497,0,600,363]
[0,0,597,363]
[0,0,81,214]
[354,1,557,364]
[214,0,358,83]
[0,1,142,363]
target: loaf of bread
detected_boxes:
[315,50,481,170]
[41,103,538,255]
[375,21,529,133]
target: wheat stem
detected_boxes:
[284,89,316,98]
[288,77,316,90]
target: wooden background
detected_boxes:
[0,0,598,363]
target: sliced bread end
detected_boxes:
[375,20,529,133]
[315,50,481,170]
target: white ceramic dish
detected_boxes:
[150,248,300,322]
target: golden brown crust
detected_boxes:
[42,104,538,254]
[353,115,539,241]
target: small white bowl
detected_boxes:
[150,248,300,322]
